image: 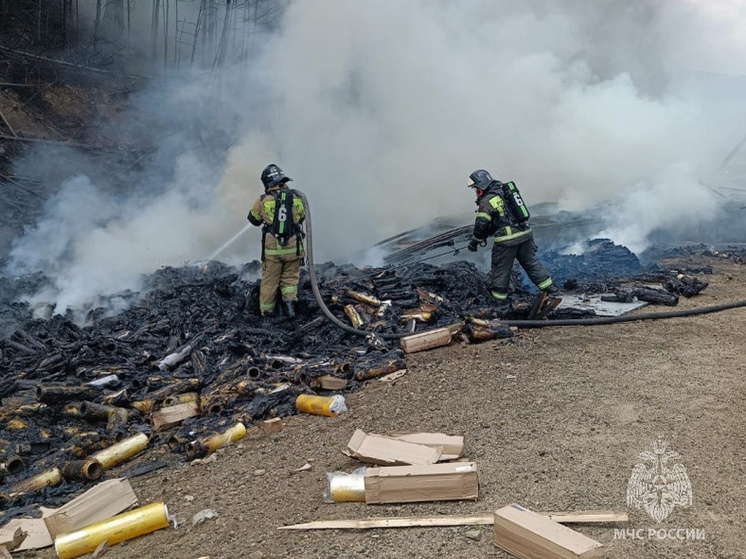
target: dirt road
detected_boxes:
[26,255,746,559]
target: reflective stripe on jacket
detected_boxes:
[472,187,532,245]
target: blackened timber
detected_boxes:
[36,384,95,405]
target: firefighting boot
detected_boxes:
[283,300,297,318]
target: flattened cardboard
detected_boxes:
[0,518,52,551]
[386,432,464,461]
[494,504,605,559]
[43,478,138,539]
[364,462,479,504]
[345,429,442,466]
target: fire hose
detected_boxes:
[296,190,746,337]
[296,190,406,342]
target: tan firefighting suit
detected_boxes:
[248,186,305,315]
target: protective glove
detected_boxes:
[467,239,480,252]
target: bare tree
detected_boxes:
[103,0,126,44]
[151,0,161,59]
[93,0,102,52]
[212,0,233,69]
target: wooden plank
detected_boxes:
[262,418,284,435]
[315,376,348,390]
[151,401,199,432]
[279,514,494,530]
[400,328,452,354]
[277,511,627,531]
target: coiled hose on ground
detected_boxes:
[295,190,746,335]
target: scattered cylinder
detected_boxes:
[81,401,129,424]
[295,394,348,417]
[162,392,199,408]
[89,433,149,470]
[10,467,63,496]
[54,502,172,559]
[186,423,247,459]
[325,470,366,503]
[343,305,365,329]
[60,459,104,481]
[130,399,155,414]
[36,384,95,405]
[353,356,407,381]
[0,456,26,476]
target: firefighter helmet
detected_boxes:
[467,169,494,190]
[261,164,292,189]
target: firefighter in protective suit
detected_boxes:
[466,169,559,305]
[248,164,306,317]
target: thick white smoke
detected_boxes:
[5,0,746,313]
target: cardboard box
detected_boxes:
[43,478,138,539]
[345,429,442,466]
[364,462,478,504]
[386,432,464,461]
[494,504,605,559]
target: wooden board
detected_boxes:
[262,418,284,435]
[278,511,627,530]
[399,328,452,354]
[151,401,199,431]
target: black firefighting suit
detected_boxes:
[470,181,556,302]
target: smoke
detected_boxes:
[5,0,746,314]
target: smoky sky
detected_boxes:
[5,0,746,314]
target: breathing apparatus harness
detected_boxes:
[260,188,304,261]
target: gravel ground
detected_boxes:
[19,254,746,559]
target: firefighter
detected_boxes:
[466,169,559,304]
[248,164,306,317]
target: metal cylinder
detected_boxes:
[54,502,171,559]
[295,394,347,417]
[130,399,155,413]
[186,423,247,459]
[36,384,94,405]
[162,392,199,407]
[60,459,104,481]
[327,471,366,503]
[10,467,63,496]
[88,433,149,470]
[0,456,26,476]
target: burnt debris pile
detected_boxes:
[544,239,710,306]
[0,240,716,513]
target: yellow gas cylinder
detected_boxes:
[54,502,171,559]
[295,394,347,417]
